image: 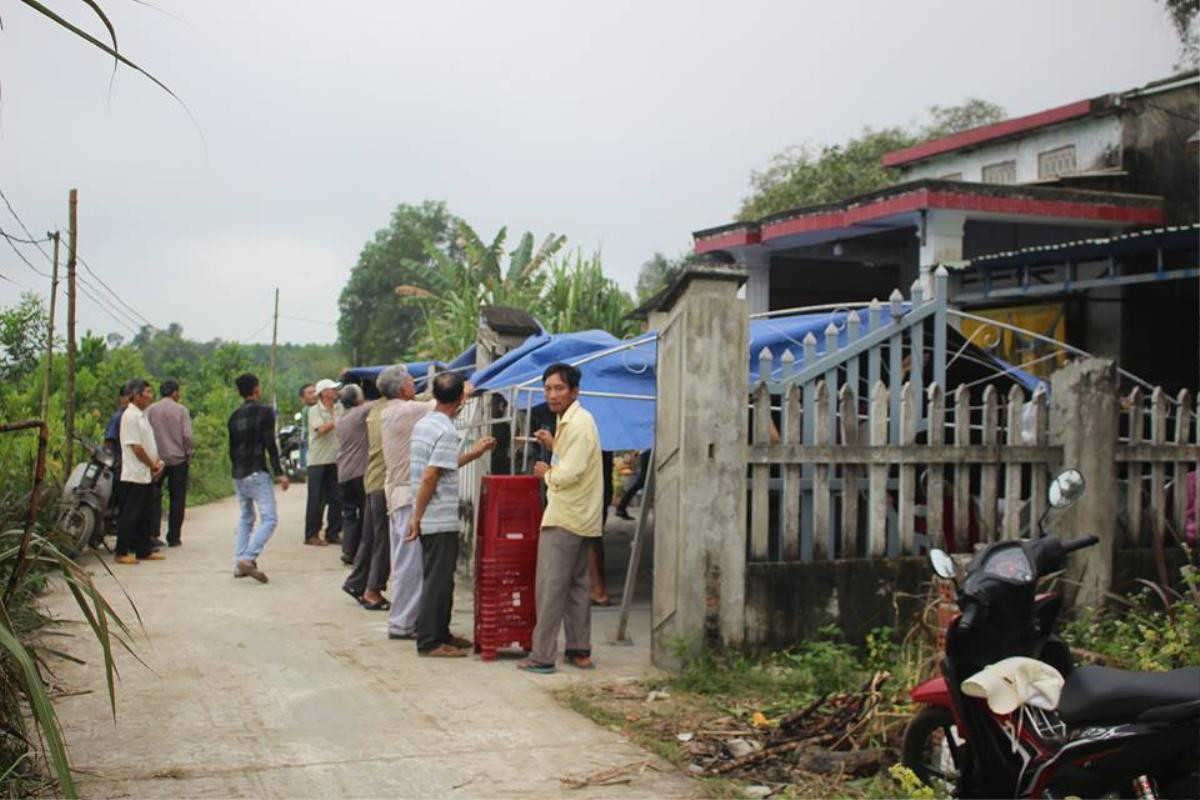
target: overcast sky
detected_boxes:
[0,0,1184,346]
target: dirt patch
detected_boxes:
[557,674,916,799]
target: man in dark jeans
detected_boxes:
[147,379,195,547]
[304,378,342,545]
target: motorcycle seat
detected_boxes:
[1058,665,1200,727]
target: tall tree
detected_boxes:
[337,201,460,364]
[1160,0,1199,66]
[737,99,1007,221]
[634,251,703,302]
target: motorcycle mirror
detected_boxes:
[928,548,957,581]
[1048,468,1086,509]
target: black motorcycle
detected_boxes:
[904,469,1200,798]
[278,416,305,482]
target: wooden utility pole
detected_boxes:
[269,287,279,411]
[65,190,78,473]
[38,232,61,424]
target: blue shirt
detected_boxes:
[104,407,125,469]
[409,411,460,534]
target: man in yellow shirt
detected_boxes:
[519,363,603,674]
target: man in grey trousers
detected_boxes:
[519,363,604,674]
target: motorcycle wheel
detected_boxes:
[902,706,965,792]
[59,506,97,558]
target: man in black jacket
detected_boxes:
[227,373,290,583]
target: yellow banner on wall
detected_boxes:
[960,303,1067,379]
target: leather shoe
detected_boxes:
[614,508,633,520]
[419,644,467,658]
[445,633,473,649]
[236,560,268,583]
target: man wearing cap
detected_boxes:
[304,378,343,546]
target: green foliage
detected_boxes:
[665,626,896,713]
[542,250,639,339]
[0,526,138,798]
[737,99,1007,220]
[338,200,461,364]
[634,251,704,303]
[1063,552,1200,671]
[0,293,50,383]
[397,219,637,361]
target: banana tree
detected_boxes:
[397,223,565,360]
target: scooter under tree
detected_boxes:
[903,469,1200,799]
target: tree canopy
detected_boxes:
[337,200,460,364]
[737,99,1006,221]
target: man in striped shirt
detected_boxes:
[406,373,495,657]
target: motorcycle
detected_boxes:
[278,413,305,482]
[903,468,1200,798]
[57,435,117,556]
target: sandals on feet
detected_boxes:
[360,597,390,611]
[517,659,556,674]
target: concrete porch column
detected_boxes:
[651,265,749,668]
[918,210,966,294]
[737,249,771,315]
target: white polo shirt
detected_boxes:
[120,404,159,485]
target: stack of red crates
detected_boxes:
[474,475,543,661]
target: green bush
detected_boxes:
[1063,552,1200,671]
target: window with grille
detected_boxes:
[981,160,1016,184]
[1038,145,1077,179]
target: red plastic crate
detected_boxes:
[474,476,544,661]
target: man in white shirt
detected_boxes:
[115,379,166,564]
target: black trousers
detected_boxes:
[416,532,459,652]
[304,463,342,541]
[344,490,390,595]
[338,476,365,560]
[116,481,156,558]
[151,461,189,544]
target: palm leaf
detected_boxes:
[506,232,534,285]
[0,623,75,798]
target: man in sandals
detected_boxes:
[519,363,603,674]
[407,373,495,657]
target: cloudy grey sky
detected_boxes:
[0,0,1183,346]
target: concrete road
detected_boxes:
[42,486,692,798]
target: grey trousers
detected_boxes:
[531,526,592,665]
[344,490,390,594]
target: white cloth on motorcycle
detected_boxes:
[961,656,1065,715]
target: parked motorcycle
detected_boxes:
[903,469,1200,798]
[278,413,305,482]
[57,435,117,556]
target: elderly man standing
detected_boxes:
[334,384,372,564]
[407,373,495,657]
[115,379,167,565]
[343,383,393,609]
[305,378,342,546]
[377,366,435,639]
[519,363,603,674]
[147,379,195,547]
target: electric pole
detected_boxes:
[269,287,279,412]
[65,190,78,473]
[39,232,60,425]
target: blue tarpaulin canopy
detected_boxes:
[345,309,1039,452]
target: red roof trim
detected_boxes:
[757,188,1162,242]
[694,227,761,254]
[881,99,1097,168]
